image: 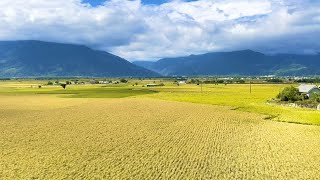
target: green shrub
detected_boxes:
[277,86,301,102]
[217,80,224,84]
[61,84,67,89]
[311,93,320,103]
[120,79,128,83]
[296,100,319,109]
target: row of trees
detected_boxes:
[46,78,131,89]
[47,81,72,85]
[295,78,320,84]
[266,78,283,83]
[189,79,246,84]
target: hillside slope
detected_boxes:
[133,50,320,76]
[0,40,159,77]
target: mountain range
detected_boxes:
[133,50,320,76]
[1,40,320,77]
[0,40,159,77]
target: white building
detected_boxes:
[99,81,109,84]
[146,84,157,87]
[299,85,320,98]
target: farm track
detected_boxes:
[1,97,320,179]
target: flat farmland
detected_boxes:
[1,93,320,179]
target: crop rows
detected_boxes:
[1,96,320,179]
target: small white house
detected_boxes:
[99,81,109,84]
[298,85,320,98]
[146,84,157,87]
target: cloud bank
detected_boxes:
[0,0,319,60]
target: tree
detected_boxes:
[190,79,197,84]
[120,79,128,83]
[217,80,224,84]
[277,86,301,102]
[61,84,67,89]
[47,81,53,85]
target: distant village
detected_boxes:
[41,76,320,110]
[35,75,320,86]
[4,75,319,110]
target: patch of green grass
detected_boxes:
[0,85,157,98]
[66,88,157,98]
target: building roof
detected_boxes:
[299,85,319,93]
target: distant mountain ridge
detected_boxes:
[133,50,320,76]
[0,40,159,77]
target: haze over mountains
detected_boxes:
[0,41,159,77]
[134,50,320,76]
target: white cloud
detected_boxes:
[0,0,319,60]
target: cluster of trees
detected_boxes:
[295,78,320,84]
[47,80,72,85]
[47,80,69,89]
[0,78,11,81]
[120,79,128,83]
[266,78,283,83]
[188,79,245,84]
[47,79,130,86]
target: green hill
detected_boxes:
[0,40,159,77]
[134,50,320,76]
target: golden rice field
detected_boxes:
[1,81,320,179]
[1,97,320,179]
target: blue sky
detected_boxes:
[82,0,197,6]
[0,0,319,60]
[82,0,105,6]
[83,0,167,6]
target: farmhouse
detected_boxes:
[178,81,186,85]
[298,84,320,98]
[99,81,109,84]
[147,84,157,87]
